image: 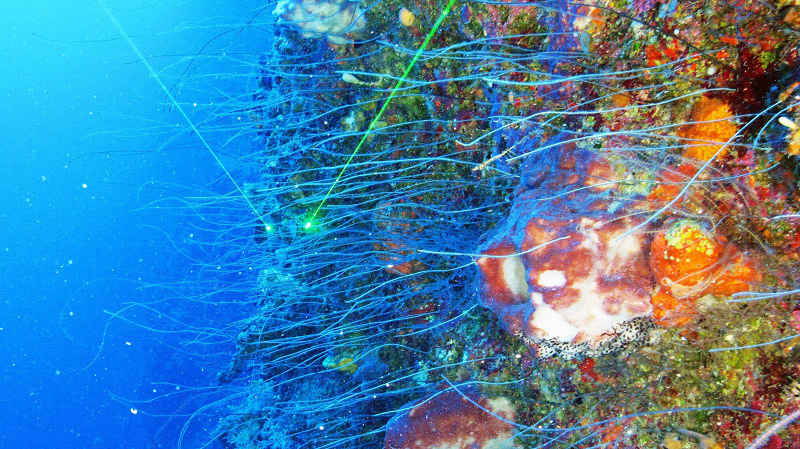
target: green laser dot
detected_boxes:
[307,0,458,224]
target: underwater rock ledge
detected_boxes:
[212,0,800,447]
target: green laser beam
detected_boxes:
[101,0,458,233]
[97,1,267,226]
[306,0,459,227]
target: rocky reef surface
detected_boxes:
[213,0,800,447]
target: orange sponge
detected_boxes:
[649,219,762,327]
[651,288,695,327]
[651,219,722,297]
[677,97,739,161]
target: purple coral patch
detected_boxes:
[384,388,518,449]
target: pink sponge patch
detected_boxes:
[475,138,655,357]
[384,387,519,449]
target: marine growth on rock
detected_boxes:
[206,0,800,447]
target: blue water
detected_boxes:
[0,1,264,447]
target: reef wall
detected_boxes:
[212,0,800,447]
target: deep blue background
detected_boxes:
[0,1,266,447]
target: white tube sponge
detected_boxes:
[274,0,365,44]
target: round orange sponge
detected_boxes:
[651,219,722,298]
[649,219,762,327]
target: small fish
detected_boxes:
[341,73,381,87]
